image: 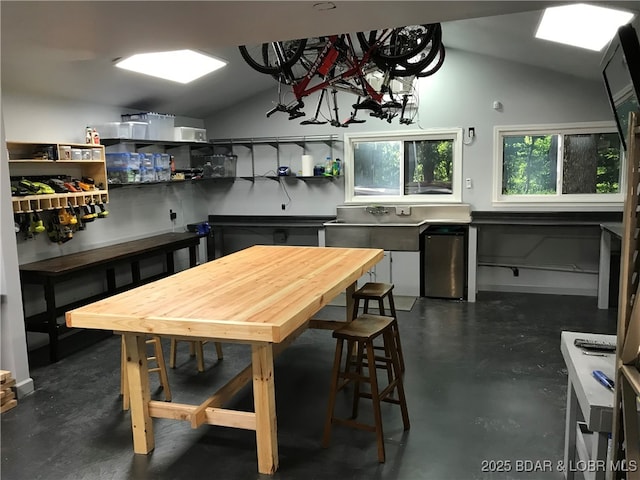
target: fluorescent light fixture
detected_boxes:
[115,49,226,84]
[535,3,634,51]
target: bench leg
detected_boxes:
[123,334,155,454]
[252,343,278,474]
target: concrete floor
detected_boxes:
[1,292,617,480]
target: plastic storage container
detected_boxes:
[123,121,148,139]
[106,152,141,183]
[140,153,156,182]
[174,127,207,142]
[121,112,175,141]
[154,153,171,182]
[92,148,102,160]
[201,154,237,178]
[94,122,130,139]
[71,148,82,160]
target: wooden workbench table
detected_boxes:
[66,245,383,475]
[20,232,201,362]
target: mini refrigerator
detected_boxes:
[423,229,466,299]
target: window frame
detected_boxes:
[344,128,463,204]
[493,122,624,207]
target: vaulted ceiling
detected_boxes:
[2,1,638,119]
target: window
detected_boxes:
[344,129,463,203]
[494,123,623,205]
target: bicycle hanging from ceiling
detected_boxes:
[239,24,445,127]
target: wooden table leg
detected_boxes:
[123,333,155,454]
[564,377,578,480]
[43,278,58,363]
[188,245,197,268]
[166,252,175,274]
[252,343,278,475]
[131,261,141,284]
[345,282,356,322]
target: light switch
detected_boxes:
[465,178,472,189]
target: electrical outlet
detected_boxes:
[395,206,411,216]
[169,209,177,221]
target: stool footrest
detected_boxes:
[331,417,377,433]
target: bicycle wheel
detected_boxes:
[381,24,443,77]
[357,24,437,62]
[239,39,307,75]
[272,37,327,84]
[413,43,446,77]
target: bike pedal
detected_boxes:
[300,119,327,125]
[288,111,305,120]
[382,101,402,109]
[353,99,381,111]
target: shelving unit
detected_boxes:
[100,135,343,185]
[210,135,342,181]
[101,138,231,185]
[8,141,108,213]
[611,111,640,479]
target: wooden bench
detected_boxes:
[20,232,201,362]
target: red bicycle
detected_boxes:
[239,24,444,126]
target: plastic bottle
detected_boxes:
[325,156,333,176]
[332,158,341,176]
[92,128,100,145]
[85,127,93,144]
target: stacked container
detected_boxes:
[155,153,171,181]
[106,152,141,183]
[140,153,156,182]
[121,112,175,141]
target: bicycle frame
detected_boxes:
[289,33,390,103]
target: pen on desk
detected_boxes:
[582,351,609,356]
[593,370,615,391]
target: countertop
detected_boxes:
[471,211,623,226]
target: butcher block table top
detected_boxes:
[65,245,383,475]
[66,245,382,342]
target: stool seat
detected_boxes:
[323,314,409,463]
[353,282,394,300]
[333,314,394,341]
[352,282,405,373]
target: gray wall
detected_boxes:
[205,48,614,212]
[0,48,620,387]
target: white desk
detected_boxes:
[598,223,623,309]
[561,331,615,480]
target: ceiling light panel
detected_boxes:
[115,49,226,84]
[535,3,635,51]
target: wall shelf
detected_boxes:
[7,141,107,213]
[210,135,342,180]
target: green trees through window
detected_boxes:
[501,132,621,196]
[352,138,454,197]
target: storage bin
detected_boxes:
[154,153,171,182]
[92,148,102,160]
[59,145,72,160]
[201,154,237,178]
[121,112,175,141]
[106,152,141,183]
[123,121,148,140]
[174,127,207,142]
[71,148,82,160]
[81,149,92,160]
[94,122,130,139]
[140,153,156,182]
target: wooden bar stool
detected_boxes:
[352,282,405,372]
[120,335,171,410]
[169,339,223,372]
[323,314,410,463]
